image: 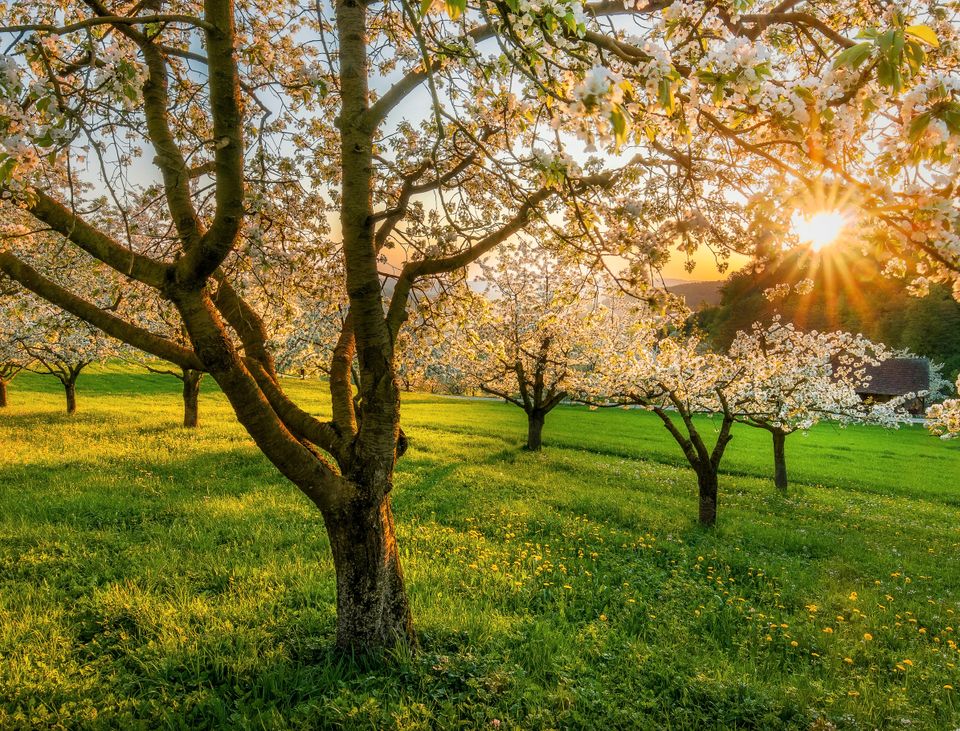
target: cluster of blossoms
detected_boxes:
[927,377,960,439]
[898,74,960,160]
[533,148,582,188]
[728,318,899,433]
[563,65,632,149]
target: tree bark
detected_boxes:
[325,491,414,653]
[526,410,545,451]
[0,379,7,408]
[182,369,203,428]
[697,468,719,527]
[772,429,788,492]
[64,379,77,414]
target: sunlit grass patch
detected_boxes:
[2,368,960,728]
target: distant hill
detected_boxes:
[667,280,724,309]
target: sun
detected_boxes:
[791,210,848,252]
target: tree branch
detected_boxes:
[0,251,202,369]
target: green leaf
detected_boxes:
[657,78,675,115]
[903,41,925,76]
[907,111,931,143]
[444,0,466,20]
[0,155,15,184]
[610,105,629,149]
[905,24,939,48]
[876,58,902,91]
[833,42,872,70]
[419,0,433,16]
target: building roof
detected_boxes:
[856,357,930,396]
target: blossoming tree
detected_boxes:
[0,0,955,651]
[13,302,113,414]
[582,304,741,526]
[445,244,604,450]
[727,319,899,491]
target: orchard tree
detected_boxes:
[0,0,954,651]
[127,296,208,427]
[727,319,897,491]
[14,304,112,414]
[144,359,206,427]
[447,244,604,450]
[584,307,741,527]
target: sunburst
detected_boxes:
[791,210,849,252]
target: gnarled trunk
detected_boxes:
[182,369,203,428]
[697,467,719,527]
[772,429,788,492]
[64,379,77,414]
[325,491,414,653]
[526,410,545,451]
[0,378,7,408]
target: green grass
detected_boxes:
[2,367,960,730]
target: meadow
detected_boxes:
[2,367,960,730]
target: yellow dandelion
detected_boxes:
[823,627,834,634]
[863,633,873,641]
[599,614,608,622]
[945,685,954,690]
[791,640,799,647]
[844,657,853,664]
[902,659,913,666]
[849,591,858,601]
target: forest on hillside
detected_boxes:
[696,246,960,380]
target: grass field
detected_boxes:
[2,366,960,729]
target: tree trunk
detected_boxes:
[697,468,719,527]
[0,378,7,408]
[526,410,545,451]
[772,429,788,492]
[182,369,202,428]
[325,491,414,653]
[64,379,77,414]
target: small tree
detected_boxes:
[15,306,111,414]
[448,246,603,451]
[727,319,895,491]
[143,362,205,428]
[585,308,740,527]
[128,298,208,428]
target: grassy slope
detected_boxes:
[2,368,960,730]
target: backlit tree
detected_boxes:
[446,244,605,450]
[0,0,954,651]
[727,319,899,491]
